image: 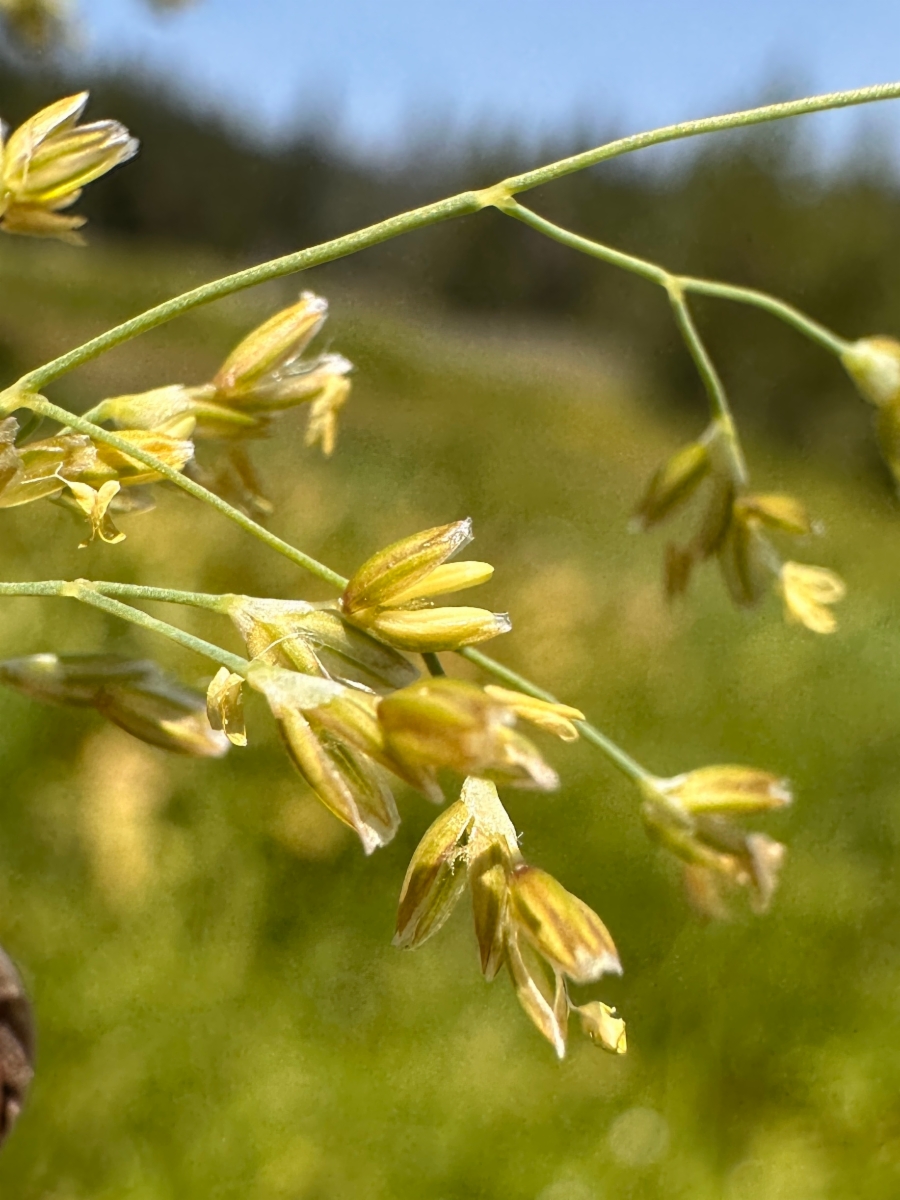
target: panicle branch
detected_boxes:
[493,200,856,632]
[0,80,894,1082]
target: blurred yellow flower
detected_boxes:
[641,766,790,916]
[779,561,846,634]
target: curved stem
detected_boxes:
[5,83,898,791]
[0,579,230,611]
[499,200,670,285]
[679,277,849,356]
[6,84,896,394]
[73,587,250,674]
[667,287,749,486]
[499,82,900,194]
[17,193,485,392]
[18,394,349,590]
[0,580,248,674]
[502,200,751,484]
[501,200,848,358]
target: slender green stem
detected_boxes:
[16,193,485,392]
[666,289,728,420]
[667,288,749,485]
[6,84,896,395]
[0,580,80,598]
[0,580,248,674]
[575,723,654,788]
[500,200,669,285]
[73,588,249,674]
[459,647,652,785]
[502,201,760,484]
[0,579,229,611]
[498,82,900,194]
[679,277,849,356]
[18,394,349,590]
[88,582,230,610]
[501,200,849,357]
[503,201,749,481]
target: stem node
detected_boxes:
[476,184,515,211]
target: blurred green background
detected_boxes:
[3,50,900,1198]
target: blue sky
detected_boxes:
[78,0,900,162]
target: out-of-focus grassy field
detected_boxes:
[2,236,900,1199]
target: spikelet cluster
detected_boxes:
[634,423,845,633]
[206,520,569,856]
[0,82,826,1094]
[0,414,194,547]
[0,653,229,756]
[0,93,137,242]
[219,662,560,855]
[395,777,625,1057]
[639,766,791,918]
[85,292,354,516]
[340,519,511,652]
